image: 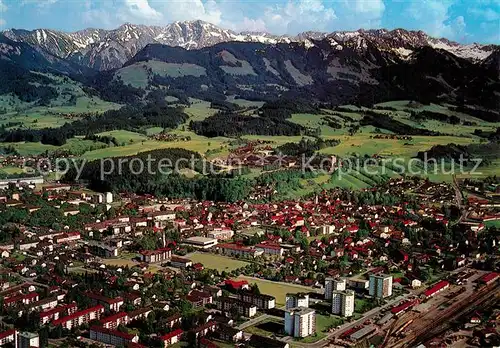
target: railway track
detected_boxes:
[389,282,499,348]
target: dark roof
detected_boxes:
[249,334,287,348]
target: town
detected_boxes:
[0,174,497,348]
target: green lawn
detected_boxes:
[235,276,315,306]
[96,130,148,145]
[0,166,25,175]
[187,252,249,272]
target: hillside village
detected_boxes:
[0,176,497,348]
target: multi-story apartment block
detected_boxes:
[52,305,105,330]
[0,329,16,347]
[39,303,78,325]
[285,293,309,310]
[100,312,129,329]
[216,297,257,318]
[159,329,183,347]
[324,278,346,300]
[255,243,284,256]
[17,331,39,348]
[369,274,393,298]
[284,307,316,338]
[237,292,275,309]
[90,326,139,346]
[87,293,124,312]
[4,292,39,307]
[331,290,355,317]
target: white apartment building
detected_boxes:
[284,307,316,338]
[369,274,393,298]
[285,293,309,310]
[18,331,39,348]
[325,277,346,300]
[331,290,355,317]
[90,326,139,346]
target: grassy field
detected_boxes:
[235,275,315,306]
[0,166,25,175]
[82,130,230,160]
[187,252,250,272]
[96,130,148,145]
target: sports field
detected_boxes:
[188,252,250,272]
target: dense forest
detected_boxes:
[361,112,441,136]
[0,62,59,105]
[277,137,340,156]
[189,99,321,137]
[416,142,500,166]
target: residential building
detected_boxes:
[0,329,16,347]
[159,329,183,347]
[52,305,105,330]
[284,307,315,338]
[39,303,77,325]
[139,247,172,263]
[285,293,309,310]
[190,321,217,340]
[17,331,39,348]
[325,278,346,300]
[331,290,355,317]
[216,297,257,318]
[100,312,129,329]
[90,326,139,346]
[87,293,124,311]
[369,274,393,298]
[255,243,284,256]
[237,292,275,309]
[219,324,243,342]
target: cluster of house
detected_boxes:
[0,177,497,347]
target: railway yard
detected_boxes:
[325,268,499,347]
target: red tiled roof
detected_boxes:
[480,272,498,283]
[52,305,104,325]
[40,303,77,318]
[100,312,128,324]
[160,328,183,341]
[391,300,418,315]
[0,329,16,340]
[255,243,282,250]
[424,281,449,297]
[90,326,136,340]
[224,279,248,289]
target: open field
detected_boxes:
[82,130,231,160]
[0,166,25,175]
[96,130,148,144]
[235,275,315,306]
[187,252,250,272]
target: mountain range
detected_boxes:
[3,20,497,70]
[1,20,499,111]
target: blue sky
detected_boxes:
[0,0,498,44]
